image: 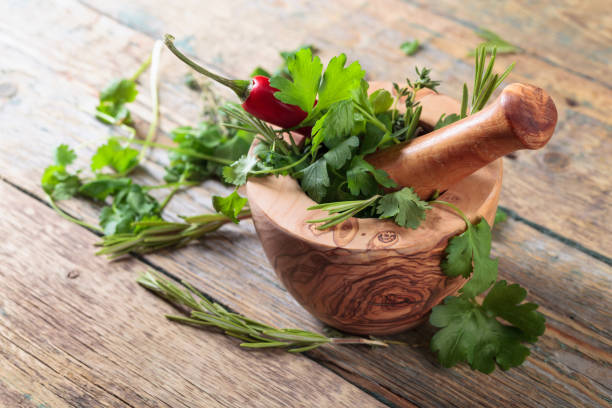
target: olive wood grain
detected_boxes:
[367,83,557,198]
[246,88,502,335]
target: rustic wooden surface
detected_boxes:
[0,0,610,407]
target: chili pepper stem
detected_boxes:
[164,34,250,100]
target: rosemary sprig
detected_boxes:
[307,196,380,230]
[96,209,252,258]
[138,270,391,352]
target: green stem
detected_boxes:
[139,40,163,163]
[250,154,309,175]
[164,34,250,100]
[49,196,103,233]
[143,181,199,191]
[430,200,471,226]
[130,54,152,82]
[116,137,233,165]
[354,103,389,134]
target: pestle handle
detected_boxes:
[366,83,557,199]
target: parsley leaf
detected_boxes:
[346,156,396,197]
[368,89,393,114]
[441,218,498,298]
[300,159,330,202]
[376,187,431,229]
[269,47,322,114]
[323,136,359,169]
[91,138,139,174]
[311,99,354,152]
[79,177,132,201]
[494,208,508,225]
[400,39,420,56]
[313,54,365,116]
[99,184,159,235]
[212,190,248,223]
[54,144,77,167]
[223,155,259,186]
[95,78,138,125]
[41,145,81,201]
[430,280,545,373]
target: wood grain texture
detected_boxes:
[0,0,610,406]
[246,87,503,334]
[0,181,386,408]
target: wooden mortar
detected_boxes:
[246,83,557,335]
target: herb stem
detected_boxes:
[250,153,309,175]
[116,137,233,165]
[48,196,103,233]
[130,55,152,82]
[139,40,163,163]
[431,200,471,226]
[143,181,199,191]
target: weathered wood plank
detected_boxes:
[0,0,610,407]
[0,181,386,408]
[66,0,612,257]
[408,0,612,89]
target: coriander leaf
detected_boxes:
[100,78,138,104]
[91,138,139,174]
[313,54,365,115]
[96,78,138,124]
[100,184,159,235]
[494,208,508,225]
[299,159,329,202]
[54,144,77,167]
[376,187,431,229]
[430,281,545,373]
[441,218,498,298]
[223,155,258,186]
[323,136,359,169]
[79,177,132,201]
[368,89,393,114]
[400,39,420,56]
[311,99,354,152]
[482,280,545,341]
[346,156,396,197]
[434,113,461,130]
[269,47,322,114]
[212,190,248,223]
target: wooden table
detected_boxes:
[1,1,610,406]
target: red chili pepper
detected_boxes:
[164,35,310,136]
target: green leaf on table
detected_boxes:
[400,39,420,56]
[469,28,519,56]
[41,145,81,201]
[494,208,508,225]
[212,190,248,223]
[323,136,359,169]
[99,184,159,235]
[91,138,139,174]
[269,47,322,114]
[222,155,259,186]
[368,89,393,114]
[311,99,354,152]
[79,177,132,201]
[441,218,498,298]
[430,280,545,373]
[346,156,396,197]
[95,78,138,124]
[299,159,330,202]
[54,144,77,167]
[376,187,431,229]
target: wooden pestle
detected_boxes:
[366,83,557,198]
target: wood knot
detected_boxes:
[66,270,80,279]
[367,230,399,249]
[333,218,359,246]
[540,151,570,171]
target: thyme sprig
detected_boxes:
[138,270,392,352]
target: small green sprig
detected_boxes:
[469,28,519,56]
[138,270,392,352]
